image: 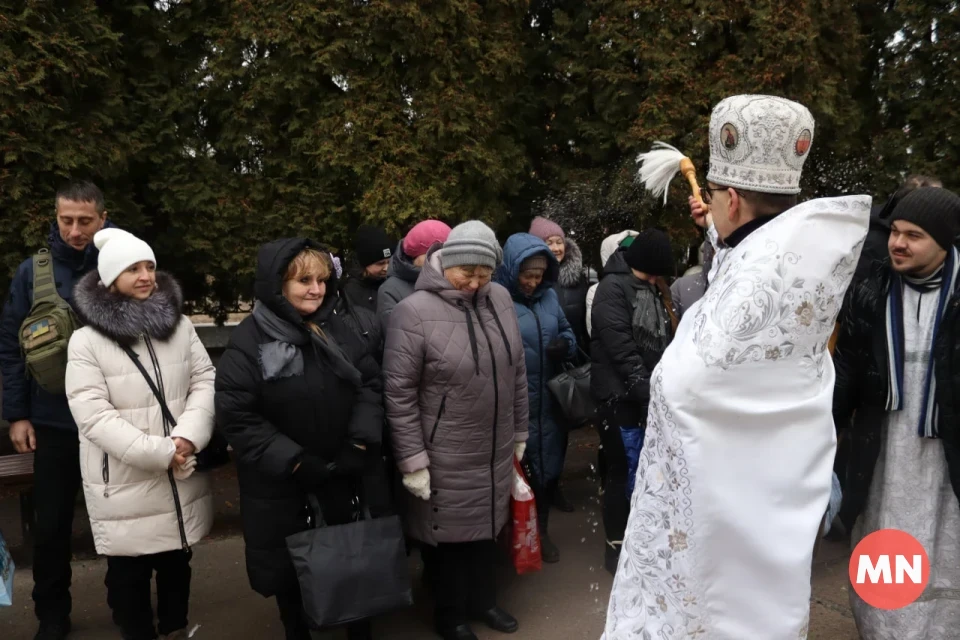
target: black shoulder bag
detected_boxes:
[285,494,413,627]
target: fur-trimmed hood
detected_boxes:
[73,270,184,344]
[557,236,585,288]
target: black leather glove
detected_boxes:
[331,443,367,476]
[545,337,571,363]
[293,454,333,491]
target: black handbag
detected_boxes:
[286,494,413,629]
[547,348,596,428]
[119,342,231,472]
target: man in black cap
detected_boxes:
[854,174,944,283]
[833,187,960,638]
[340,224,395,313]
[589,228,677,574]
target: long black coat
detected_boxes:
[833,261,960,530]
[589,256,673,426]
[214,238,386,597]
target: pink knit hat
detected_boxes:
[402,220,452,258]
[529,216,565,241]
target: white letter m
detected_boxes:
[857,555,892,584]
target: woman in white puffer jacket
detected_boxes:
[66,229,215,640]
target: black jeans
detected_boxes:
[598,419,629,570]
[421,540,497,632]
[275,583,373,640]
[105,549,192,640]
[31,424,82,623]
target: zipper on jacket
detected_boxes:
[101,453,110,498]
[144,335,191,552]
[474,295,501,539]
[532,307,544,489]
[429,394,448,443]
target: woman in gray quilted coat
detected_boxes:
[383,220,529,640]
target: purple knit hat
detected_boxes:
[529,216,565,242]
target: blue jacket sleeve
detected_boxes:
[548,289,577,358]
[0,260,32,422]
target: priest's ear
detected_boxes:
[726,187,743,225]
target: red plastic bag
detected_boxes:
[510,458,542,574]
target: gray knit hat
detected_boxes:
[440,220,503,270]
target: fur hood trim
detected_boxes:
[558,237,585,288]
[73,270,184,344]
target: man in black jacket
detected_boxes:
[339,225,395,313]
[833,187,960,637]
[590,229,676,574]
[0,181,109,640]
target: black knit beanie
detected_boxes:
[624,229,675,277]
[889,187,960,250]
[354,225,395,267]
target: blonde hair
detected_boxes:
[285,248,331,282]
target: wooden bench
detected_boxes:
[0,451,34,545]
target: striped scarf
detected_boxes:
[885,247,960,438]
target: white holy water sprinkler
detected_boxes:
[636,142,709,211]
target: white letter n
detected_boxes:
[896,555,923,584]
[857,555,892,584]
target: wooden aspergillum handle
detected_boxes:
[679,157,709,212]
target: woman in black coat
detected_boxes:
[214,238,386,640]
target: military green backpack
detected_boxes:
[19,249,80,394]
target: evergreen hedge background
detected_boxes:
[1,1,955,320]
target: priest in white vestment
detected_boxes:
[601,95,870,640]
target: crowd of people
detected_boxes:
[3,93,959,640]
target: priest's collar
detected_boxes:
[722,214,779,249]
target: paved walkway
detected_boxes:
[0,429,861,639]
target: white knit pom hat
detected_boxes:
[94,228,156,286]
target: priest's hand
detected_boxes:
[689,196,711,229]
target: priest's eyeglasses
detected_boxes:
[699,187,726,205]
[700,186,743,205]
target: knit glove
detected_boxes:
[402,468,431,501]
[294,454,333,491]
[514,441,526,462]
[545,337,571,363]
[173,455,197,481]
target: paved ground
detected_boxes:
[0,429,861,639]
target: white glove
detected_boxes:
[402,468,431,501]
[514,441,526,461]
[173,455,198,481]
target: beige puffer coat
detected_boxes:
[66,271,215,556]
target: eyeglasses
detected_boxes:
[699,187,727,205]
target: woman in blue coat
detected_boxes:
[495,233,576,563]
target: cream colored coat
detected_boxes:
[66,310,215,557]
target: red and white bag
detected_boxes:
[510,458,542,574]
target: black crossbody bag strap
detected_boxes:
[118,342,178,430]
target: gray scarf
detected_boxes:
[253,302,362,387]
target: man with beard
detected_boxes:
[833,187,960,640]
